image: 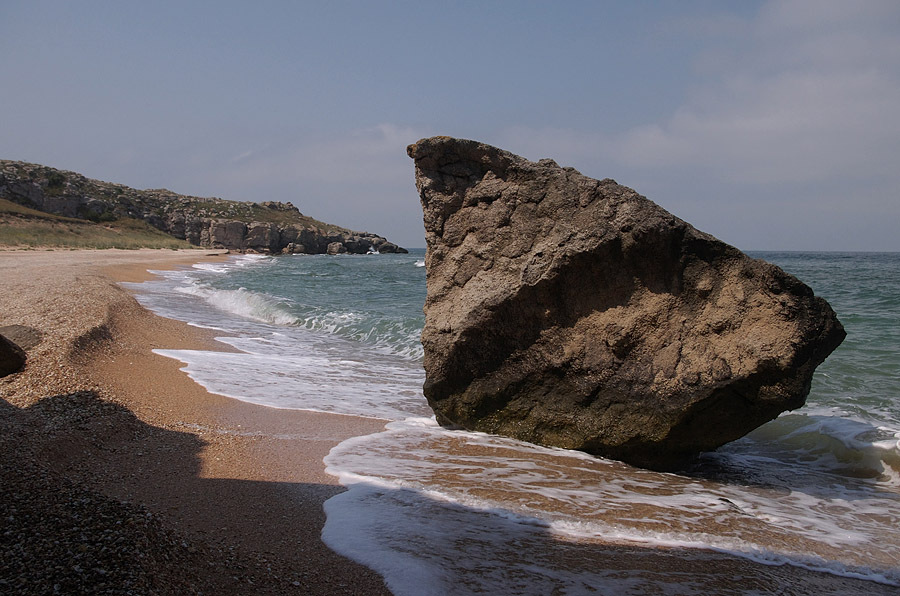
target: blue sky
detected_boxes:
[2,1,898,251]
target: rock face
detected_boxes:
[408,136,845,469]
[0,334,27,377]
[0,161,407,255]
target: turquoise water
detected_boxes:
[128,250,900,594]
[200,252,428,360]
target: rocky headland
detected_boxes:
[0,160,406,255]
[409,136,845,470]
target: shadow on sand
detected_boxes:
[2,391,897,596]
[0,391,386,595]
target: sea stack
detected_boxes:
[408,136,845,470]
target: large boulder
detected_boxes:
[408,136,845,470]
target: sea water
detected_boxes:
[125,250,900,594]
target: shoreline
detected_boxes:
[0,248,391,594]
[2,248,896,595]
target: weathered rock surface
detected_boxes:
[0,334,27,377]
[408,136,845,469]
[0,160,407,255]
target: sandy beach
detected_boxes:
[0,249,391,594]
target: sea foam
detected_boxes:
[323,417,900,592]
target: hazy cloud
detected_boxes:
[186,124,432,244]
[495,0,900,250]
[508,1,900,185]
[215,124,427,189]
[616,0,900,185]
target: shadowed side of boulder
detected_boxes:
[408,136,845,470]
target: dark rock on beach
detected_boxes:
[408,136,845,469]
[0,334,26,377]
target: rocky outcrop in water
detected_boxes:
[408,136,845,469]
[0,161,406,255]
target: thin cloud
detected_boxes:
[618,69,900,184]
[502,0,900,188]
[180,124,432,245]
[217,124,429,189]
[494,0,900,251]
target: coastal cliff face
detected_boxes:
[409,136,845,470]
[0,160,406,255]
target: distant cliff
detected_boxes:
[0,160,406,254]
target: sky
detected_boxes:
[1,0,899,251]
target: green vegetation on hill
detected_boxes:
[0,160,346,232]
[0,198,194,249]
[0,159,404,254]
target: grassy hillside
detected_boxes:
[0,160,350,233]
[0,160,405,253]
[0,198,194,250]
